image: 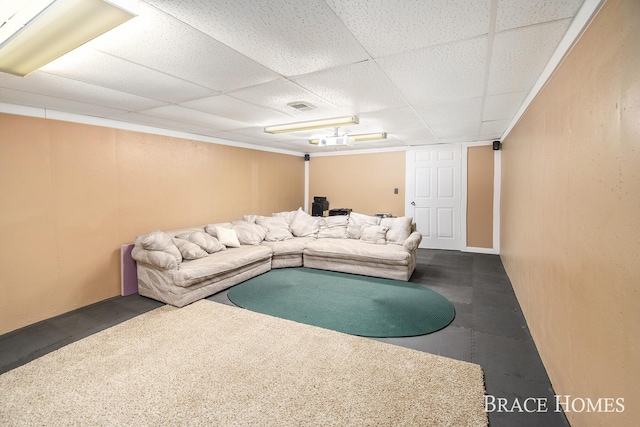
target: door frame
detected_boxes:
[405,144,462,250]
[405,142,501,254]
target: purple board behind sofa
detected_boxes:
[120,243,138,296]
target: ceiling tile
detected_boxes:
[145,0,370,76]
[225,127,302,142]
[0,71,166,112]
[483,91,527,121]
[358,107,425,132]
[414,97,483,127]
[391,127,439,144]
[180,95,293,126]
[377,36,487,105]
[326,0,490,57]
[292,60,407,113]
[138,105,250,131]
[429,122,481,140]
[86,3,279,92]
[112,112,223,135]
[496,0,584,32]
[229,79,346,120]
[42,48,216,104]
[0,88,128,118]
[487,19,571,95]
[207,130,278,144]
[480,119,511,136]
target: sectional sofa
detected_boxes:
[132,208,422,307]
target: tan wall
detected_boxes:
[0,114,304,334]
[467,145,494,248]
[500,0,640,425]
[308,152,405,216]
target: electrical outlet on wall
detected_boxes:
[394,188,398,194]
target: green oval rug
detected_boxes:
[227,267,455,337]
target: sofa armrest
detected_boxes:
[132,246,179,270]
[403,231,422,252]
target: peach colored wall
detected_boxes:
[500,0,639,425]
[467,145,494,249]
[308,152,405,216]
[0,114,304,334]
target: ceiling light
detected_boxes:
[0,0,138,77]
[264,115,359,134]
[309,132,387,145]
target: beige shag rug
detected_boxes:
[0,300,487,426]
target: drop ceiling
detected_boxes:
[0,0,592,154]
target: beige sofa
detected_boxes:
[132,209,422,307]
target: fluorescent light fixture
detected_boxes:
[309,132,387,145]
[0,0,138,76]
[264,115,359,134]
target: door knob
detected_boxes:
[411,201,416,206]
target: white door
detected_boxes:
[406,145,461,250]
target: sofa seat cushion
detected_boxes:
[261,237,315,256]
[169,245,272,288]
[304,238,410,266]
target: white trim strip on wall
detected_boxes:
[461,141,500,255]
[493,149,501,253]
[501,0,605,141]
[0,102,304,158]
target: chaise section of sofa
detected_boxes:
[303,232,420,281]
[132,227,272,307]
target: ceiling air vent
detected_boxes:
[287,101,316,112]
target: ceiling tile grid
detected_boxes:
[145,0,370,76]
[487,19,572,95]
[376,36,488,106]
[324,0,491,58]
[0,0,590,153]
[85,2,281,92]
[228,79,347,121]
[0,71,167,112]
[41,47,217,104]
[495,0,584,32]
[291,60,408,114]
[179,95,294,127]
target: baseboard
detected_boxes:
[463,246,499,255]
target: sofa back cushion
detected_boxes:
[380,216,413,245]
[290,208,319,237]
[172,237,209,260]
[256,216,294,241]
[138,230,182,264]
[317,215,348,239]
[232,221,267,245]
[360,225,389,244]
[175,231,225,254]
[347,212,381,239]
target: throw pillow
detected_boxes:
[347,212,381,239]
[172,237,209,260]
[380,216,413,245]
[175,231,225,254]
[204,222,233,237]
[360,225,389,244]
[271,210,297,225]
[256,216,294,241]
[317,215,348,239]
[290,208,319,237]
[232,221,267,245]
[215,226,241,248]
